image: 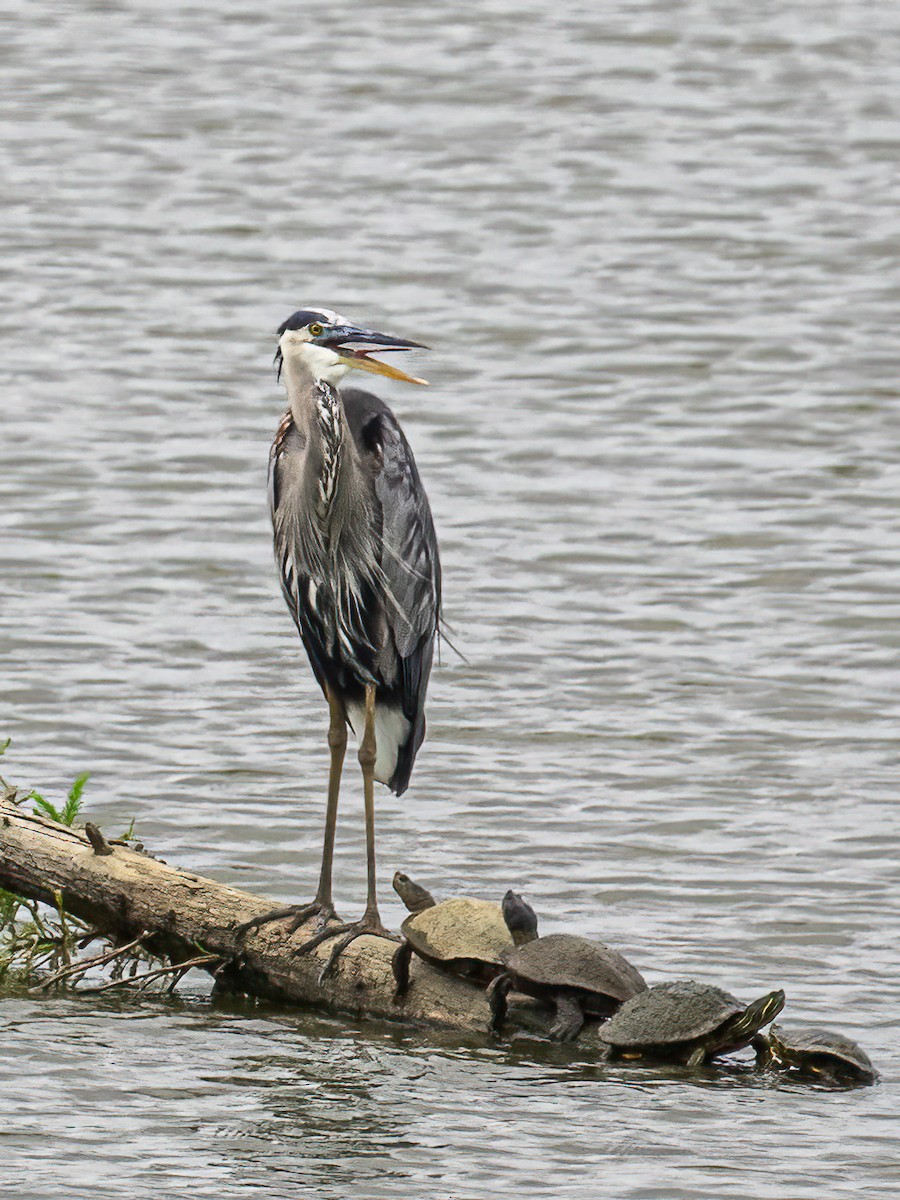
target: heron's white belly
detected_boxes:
[344,700,410,785]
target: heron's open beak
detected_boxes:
[322,325,429,386]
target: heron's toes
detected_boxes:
[318,922,400,983]
[293,920,350,958]
[285,902,336,936]
[235,901,334,941]
[290,914,399,978]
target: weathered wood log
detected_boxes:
[0,792,571,1043]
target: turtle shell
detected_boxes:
[600,980,743,1047]
[500,934,646,1001]
[769,1024,877,1082]
[401,898,512,965]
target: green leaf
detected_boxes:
[62,773,89,826]
[0,738,10,757]
[32,794,65,822]
[29,775,87,826]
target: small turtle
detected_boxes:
[391,872,535,999]
[487,893,647,1041]
[599,979,785,1067]
[393,871,436,914]
[754,1023,877,1086]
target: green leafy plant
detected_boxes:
[0,854,214,989]
[31,772,89,826]
[0,746,209,995]
[0,745,97,984]
[117,816,138,843]
[0,886,86,986]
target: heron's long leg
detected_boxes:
[315,685,347,910]
[235,688,346,941]
[294,683,399,977]
[359,682,380,922]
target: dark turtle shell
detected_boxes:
[768,1024,877,1084]
[401,898,512,966]
[500,934,646,1001]
[599,980,743,1047]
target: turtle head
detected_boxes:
[392,871,436,913]
[502,890,539,945]
[731,989,786,1043]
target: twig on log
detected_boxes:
[78,953,226,994]
[32,931,149,991]
[84,822,113,856]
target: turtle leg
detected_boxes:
[487,973,512,1036]
[686,1044,707,1068]
[752,1034,774,1069]
[550,995,584,1042]
[392,939,414,1002]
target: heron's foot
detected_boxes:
[234,900,337,941]
[295,912,400,983]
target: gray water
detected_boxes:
[2,1,899,1196]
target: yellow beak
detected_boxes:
[339,353,429,386]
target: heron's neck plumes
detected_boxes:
[281,359,352,524]
[313,382,343,516]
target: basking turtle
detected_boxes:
[391,873,536,999]
[487,894,647,1041]
[392,871,436,914]
[754,1023,877,1086]
[599,979,785,1067]
[500,890,539,946]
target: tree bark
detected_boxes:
[0,793,566,1043]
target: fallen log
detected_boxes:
[0,792,566,1043]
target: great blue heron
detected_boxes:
[238,307,441,976]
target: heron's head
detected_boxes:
[275,307,428,387]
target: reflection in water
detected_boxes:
[2,0,899,1196]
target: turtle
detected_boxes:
[392,871,436,914]
[486,893,647,1041]
[391,873,537,1000]
[753,1023,877,1086]
[500,889,539,946]
[598,979,785,1067]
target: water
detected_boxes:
[2,1,899,1196]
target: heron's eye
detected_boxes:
[308,323,324,338]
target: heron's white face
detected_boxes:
[278,329,351,386]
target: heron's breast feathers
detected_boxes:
[269,402,439,691]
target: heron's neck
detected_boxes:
[283,359,350,518]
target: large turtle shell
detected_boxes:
[500,934,646,1000]
[599,980,742,1047]
[769,1024,876,1081]
[401,898,512,965]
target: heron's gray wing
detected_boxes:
[349,394,439,643]
[377,423,441,657]
[345,388,441,715]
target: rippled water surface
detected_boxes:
[2,2,899,1197]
